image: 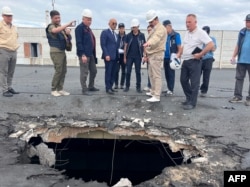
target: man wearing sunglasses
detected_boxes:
[100,18,119,95]
[0,6,20,97]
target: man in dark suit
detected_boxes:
[75,9,99,96]
[100,18,118,94]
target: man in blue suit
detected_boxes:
[100,18,118,94]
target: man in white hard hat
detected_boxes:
[75,9,99,96]
[46,10,75,97]
[123,18,146,93]
[0,6,20,97]
[143,10,167,102]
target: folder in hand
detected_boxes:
[191,47,202,54]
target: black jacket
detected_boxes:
[125,31,145,57]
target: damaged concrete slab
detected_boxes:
[0,66,250,186]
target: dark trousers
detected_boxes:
[104,60,117,91]
[147,63,151,88]
[125,57,141,89]
[234,63,250,100]
[180,59,202,106]
[164,58,175,92]
[115,55,126,86]
[200,58,214,93]
[79,55,97,92]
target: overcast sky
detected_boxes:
[1,0,250,30]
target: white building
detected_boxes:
[17,27,238,68]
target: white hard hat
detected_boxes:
[146,9,157,22]
[2,6,13,16]
[131,18,140,27]
[170,53,181,70]
[82,9,92,18]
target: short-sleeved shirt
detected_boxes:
[48,24,64,53]
[202,36,217,60]
[182,28,212,60]
[238,30,250,64]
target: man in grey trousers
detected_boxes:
[0,6,19,97]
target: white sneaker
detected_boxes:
[143,87,150,91]
[58,90,70,96]
[51,91,61,97]
[166,90,173,95]
[162,89,168,93]
[147,96,160,102]
[146,92,153,97]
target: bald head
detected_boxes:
[108,18,117,30]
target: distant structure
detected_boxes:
[52,0,55,10]
[45,10,49,26]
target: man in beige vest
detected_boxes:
[0,6,19,97]
[143,10,167,102]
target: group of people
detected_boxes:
[1,6,250,109]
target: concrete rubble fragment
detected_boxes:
[112,178,132,187]
[36,143,56,167]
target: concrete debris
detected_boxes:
[191,157,208,163]
[169,113,173,116]
[143,118,151,123]
[27,145,38,158]
[132,118,144,128]
[9,130,25,138]
[36,143,55,167]
[118,121,133,127]
[146,110,151,113]
[20,129,35,142]
[112,178,132,187]
[222,106,235,110]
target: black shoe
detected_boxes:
[82,91,92,96]
[8,88,19,94]
[183,104,195,110]
[111,89,118,92]
[106,89,114,95]
[123,87,129,92]
[88,87,99,91]
[3,91,13,97]
[137,88,142,93]
[114,85,118,89]
[181,100,190,105]
[120,85,124,89]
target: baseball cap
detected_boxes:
[118,23,125,28]
[2,6,13,16]
[245,14,250,21]
[163,20,171,26]
[202,26,210,34]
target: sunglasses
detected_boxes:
[112,22,117,25]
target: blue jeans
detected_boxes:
[125,57,141,89]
